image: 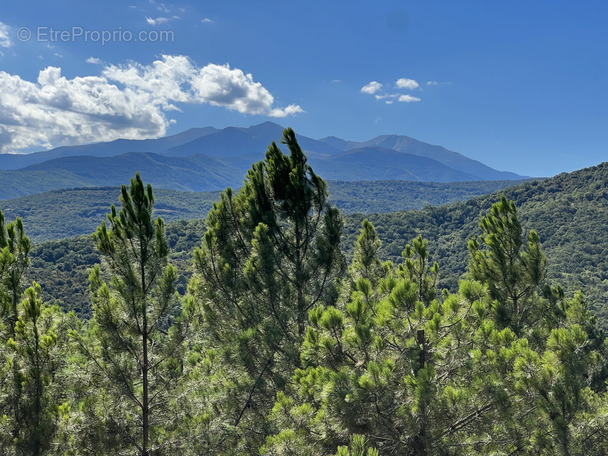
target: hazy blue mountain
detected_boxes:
[0,122,527,198]
[0,152,245,199]
[350,135,522,180]
[311,147,479,182]
[164,121,342,158]
[0,127,219,170]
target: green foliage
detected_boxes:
[340,162,608,328]
[7,283,73,455]
[263,211,608,455]
[468,195,548,335]
[0,181,525,243]
[190,128,346,451]
[328,179,528,214]
[0,187,219,243]
[0,210,32,450]
[2,137,608,455]
[76,173,193,455]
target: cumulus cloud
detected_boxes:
[189,63,277,114]
[269,104,305,117]
[395,78,419,90]
[398,94,421,103]
[0,22,12,48]
[361,81,382,95]
[86,57,102,64]
[0,55,302,153]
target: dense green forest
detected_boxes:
[25,162,608,327]
[0,180,525,243]
[1,188,220,243]
[1,129,607,455]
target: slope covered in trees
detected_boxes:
[342,162,608,325]
[1,128,607,455]
[1,181,525,243]
[25,162,608,327]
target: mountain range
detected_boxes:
[0,122,525,199]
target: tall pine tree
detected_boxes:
[190,128,345,452]
[0,210,31,449]
[78,173,193,455]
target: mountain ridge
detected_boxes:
[0,122,527,199]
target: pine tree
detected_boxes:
[78,173,193,455]
[468,195,548,335]
[0,211,31,448]
[191,128,345,451]
[9,283,71,455]
[349,219,384,285]
[263,208,608,455]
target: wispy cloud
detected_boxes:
[398,94,421,103]
[426,80,452,86]
[145,16,172,25]
[201,18,214,24]
[86,57,102,64]
[0,22,13,48]
[149,0,170,14]
[361,81,382,95]
[0,55,303,153]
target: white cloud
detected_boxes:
[361,81,382,95]
[190,63,274,113]
[86,57,102,64]
[202,18,214,23]
[0,67,165,153]
[145,16,170,25]
[269,104,305,118]
[0,55,302,153]
[398,94,421,103]
[0,22,12,48]
[362,77,426,104]
[103,55,194,110]
[374,93,397,101]
[395,78,419,90]
[426,81,439,86]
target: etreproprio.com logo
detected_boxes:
[17,26,174,45]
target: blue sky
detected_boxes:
[0,0,607,177]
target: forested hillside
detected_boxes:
[1,129,607,455]
[342,162,608,324]
[26,162,608,327]
[1,180,524,243]
[1,188,220,242]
